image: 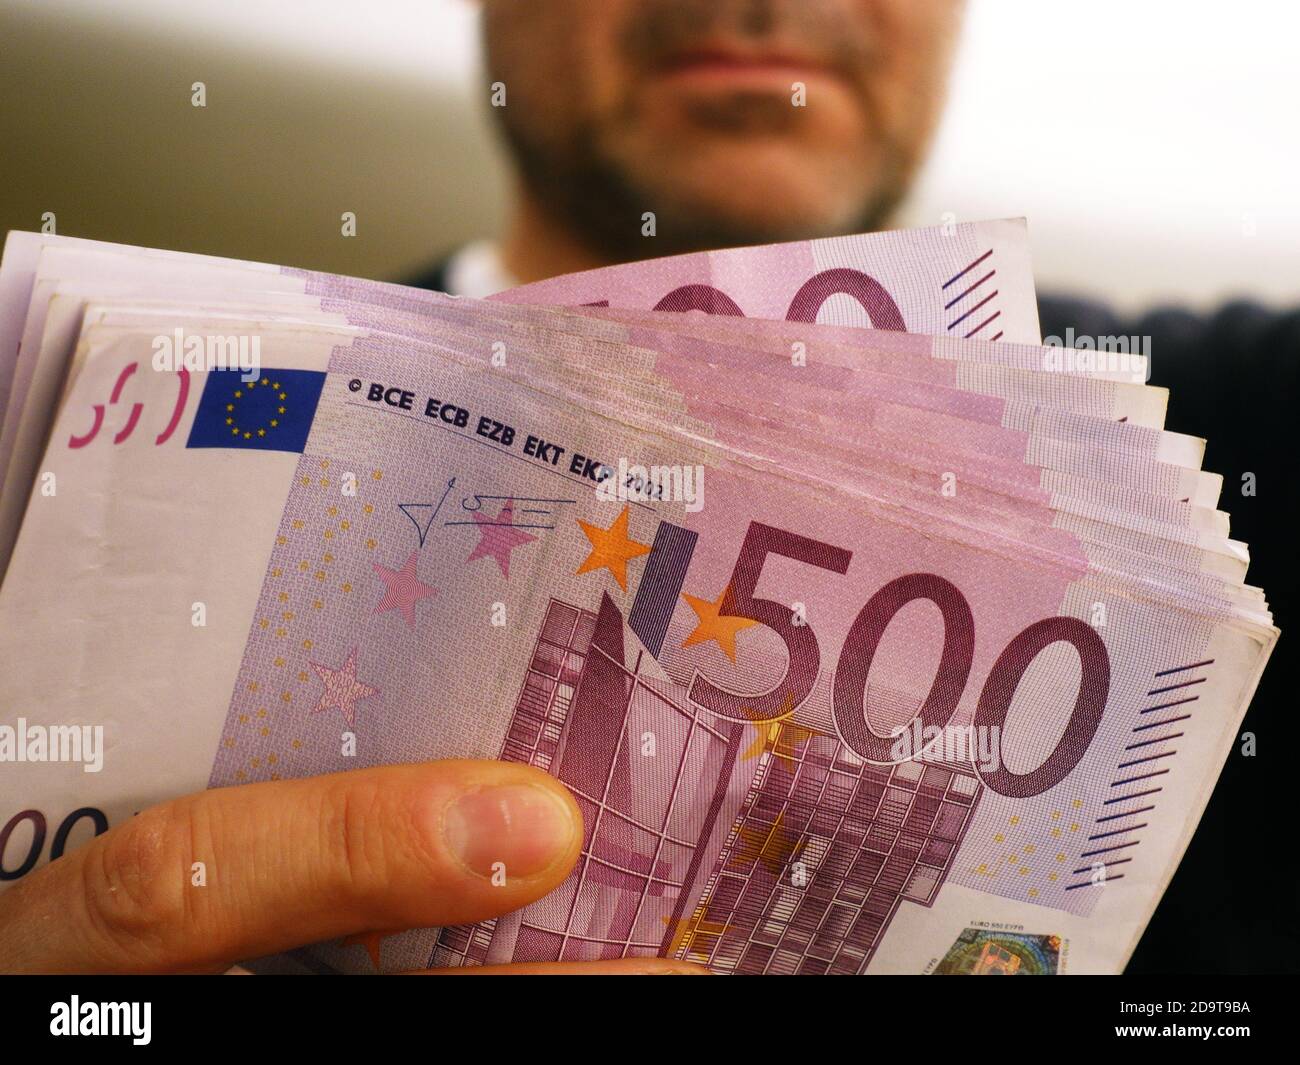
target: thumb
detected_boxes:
[0,759,582,973]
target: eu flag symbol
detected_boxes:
[186,369,326,454]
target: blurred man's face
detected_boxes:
[484,0,963,258]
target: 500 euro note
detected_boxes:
[0,236,1189,534]
[492,218,1040,345]
[0,221,1039,576]
[0,287,1253,691]
[71,308,1252,623]
[15,291,1242,611]
[0,315,1275,974]
[0,218,1040,488]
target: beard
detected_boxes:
[496,104,912,263]
[487,0,922,262]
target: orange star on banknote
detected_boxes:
[742,715,820,773]
[575,504,652,590]
[727,811,804,877]
[680,584,758,662]
[662,911,733,958]
[341,929,395,970]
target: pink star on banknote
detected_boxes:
[310,648,379,728]
[467,499,537,579]
[372,549,437,628]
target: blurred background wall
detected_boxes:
[1,0,1296,311]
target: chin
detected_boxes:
[633,141,887,242]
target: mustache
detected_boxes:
[620,0,877,77]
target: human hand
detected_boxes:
[0,760,706,974]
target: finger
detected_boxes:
[417,958,711,975]
[0,760,582,973]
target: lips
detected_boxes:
[652,44,843,87]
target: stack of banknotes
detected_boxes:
[0,220,1276,975]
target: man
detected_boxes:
[413,0,1299,975]
[417,0,962,294]
[2,0,1292,975]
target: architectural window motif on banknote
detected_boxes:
[433,597,983,975]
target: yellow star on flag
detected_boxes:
[575,504,652,590]
[680,585,758,662]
